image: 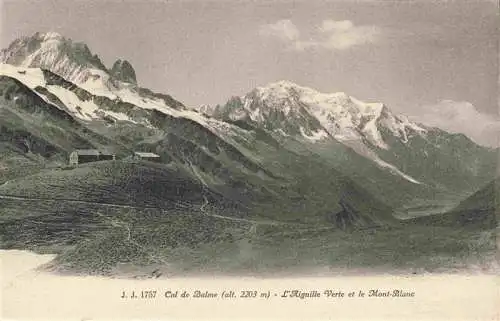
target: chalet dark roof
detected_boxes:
[73,149,100,156]
[73,149,114,156]
[134,152,160,158]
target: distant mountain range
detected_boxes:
[0,31,497,223]
[208,80,496,188]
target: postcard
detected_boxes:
[0,0,498,320]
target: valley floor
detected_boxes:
[0,194,497,277]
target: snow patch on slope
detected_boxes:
[373,158,422,184]
[114,88,180,117]
[1,64,218,130]
[79,68,117,99]
[0,64,136,124]
[0,64,46,88]
[300,127,329,142]
[46,85,100,121]
[323,126,423,185]
[45,85,134,123]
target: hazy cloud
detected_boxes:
[259,19,300,42]
[259,19,380,51]
[318,19,380,50]
[410,100,500,147]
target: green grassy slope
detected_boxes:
[410,179,498,230]
[376,127,497,198]
[39,218,499,276]
[0,161,222,208]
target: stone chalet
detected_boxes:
[69,149,115,166]
[132,152,161,162]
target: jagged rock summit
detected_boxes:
[0,31,108,84]
[110,59,137,84]
[0,31,139,88]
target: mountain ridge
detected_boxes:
[0,32,110,84]
[209,80,436,184]
[0,31,496,214]
[211,79,428,148]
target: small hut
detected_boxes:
[69,149,116,166]
[132,152,161,162]
[99,151,116,161]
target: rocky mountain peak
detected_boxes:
[0,31,108,85]
[214,80,428,152]
[109,59,137,84]
[36,31,65,42]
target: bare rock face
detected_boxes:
[109,59,137,85]
[0,32,138,87]
[0,32,109,84]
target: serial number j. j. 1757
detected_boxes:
[121,290,157,299]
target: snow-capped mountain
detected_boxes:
[0,32,186,106]
[0,32,114,88]
[215,80,427,149]
[212,80,432,183]
[0,32,193,125]
[213,80,496,190]
[195,104,215,116]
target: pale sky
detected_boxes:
[1,0,498,145]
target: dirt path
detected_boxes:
[0,193,294,228]
[93,212,169,272]
[197,195,302,234]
